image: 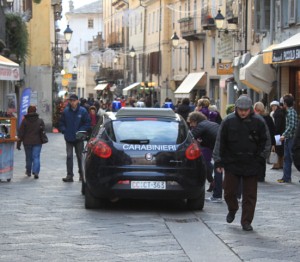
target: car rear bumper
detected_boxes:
[85,169,206,200]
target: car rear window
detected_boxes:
[109,119,187,144]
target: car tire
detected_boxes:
[186,186,205,210]
[85,184,105,209]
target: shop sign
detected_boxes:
[0,65,20,81]
[272,46,300,63]
[217,63,234,75]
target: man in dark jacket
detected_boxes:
[59,94,91,182]
[213,95,271,231]
[176,98,192,121]
[188,111,221,202]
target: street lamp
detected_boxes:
[214,9,240,39]
[64,47,71,60]
[73,65,77,73]
[214,9,225,29]
[129,46,136,57]
[63,24,73,43]
[171,32,179,48]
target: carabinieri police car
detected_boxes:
[81,107,207,210]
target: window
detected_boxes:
[88,19,94,29]
[276,0,281,27]
[288,0,296,24]
[112,120,184,144]
[152,12,155,33]
[211,37,215,67]
[297,0,300,23]
[255,0,271,31]
[281,0,289,28]
[157,9,160,32]
[140,12,143,32]
[148,14,151,35]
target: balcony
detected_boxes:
[107,31,124,49]
[112,0,128,10]
[97,68,124,83]
[178,17,206,41]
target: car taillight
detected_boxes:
[185,142,201,160]
[90,140,112,158]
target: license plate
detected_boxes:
[131,181,166,190]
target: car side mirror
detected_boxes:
[76,131,89,141]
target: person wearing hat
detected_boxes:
[270,100,286,169]
[59,94,91,182]
[213,95,271,231]
[17,105,46,179]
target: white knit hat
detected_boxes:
[270,100,280,107]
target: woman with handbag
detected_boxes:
[17,105,46,179]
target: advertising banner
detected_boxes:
[18,88,31,127]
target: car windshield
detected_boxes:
[111,119,187,144]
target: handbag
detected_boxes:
[40,122,48,144]
[40,129,48,144]
[268,151,278,164]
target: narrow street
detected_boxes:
[0,133,299,262]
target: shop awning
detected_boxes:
[272,33,300,63]
[240,54,276,94]
[94,83,108,91]
[0,55,20,81]
[122,82,140,96]
[262,44,278,64]
[174,72,207,98]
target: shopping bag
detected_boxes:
[268,152,278,164]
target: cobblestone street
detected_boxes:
[0,133,300,261]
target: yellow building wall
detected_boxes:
[27,1,51,66]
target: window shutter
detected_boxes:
[288,0,296,24]
[276,0,281,28]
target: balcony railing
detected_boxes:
[107,30,124,48]
[178,17,206,41]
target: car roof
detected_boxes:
[113,107,178,120]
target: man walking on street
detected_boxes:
[277,94,298,183]
[213,95,271,231]
[59,94,91,182]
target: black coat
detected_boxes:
[191,119,219,150]
[18,113,45,145]
[213,111,271,176]
[263,115,276,146]
[176,104,191,121]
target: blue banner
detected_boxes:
[18,87,31,127]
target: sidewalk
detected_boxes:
[199,162,300,262]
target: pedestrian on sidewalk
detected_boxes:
[17,105,45,179]
[187,111,221,202]
[270,100,286,169]
[277,94,298,183]
[253,101,276,182]
[213,95,271,231]
[59,94,91,182]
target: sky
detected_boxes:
[59,0,97,30]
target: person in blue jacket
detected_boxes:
[59,94,91,182]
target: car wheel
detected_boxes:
[186,186,205,210]
[85,184,105,209]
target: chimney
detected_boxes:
[69,0,74,12]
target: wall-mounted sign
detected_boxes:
[217,63,234,75]
[272,46,300,63]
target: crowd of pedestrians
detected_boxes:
[15,91,300,232]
